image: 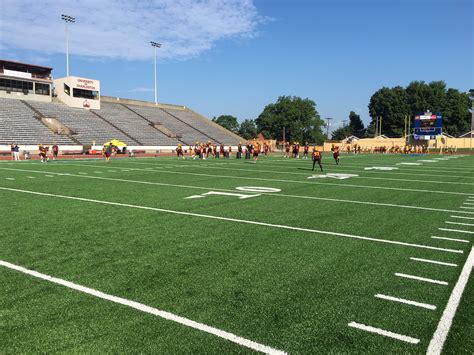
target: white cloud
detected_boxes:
[0,0,263,61]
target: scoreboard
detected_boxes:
[413,111,442,140]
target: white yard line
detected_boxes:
[460,206,474,210]
[0,186,464,254]
[26,176,35,179]
[30,163,474,197]
[2,167,473,216]
[427,247,474,355]
[374,294,436,310]
[118,160,474,184]
[450,215,474,220]
[409,257,457,267]
[5,177,14,180]
[438,228,474,235]
[445,221,474,227]
[431,236,470,243]
[0,260,286,355]
[394,273,448,285]
[347,322,420,344]
[462,202,474,206]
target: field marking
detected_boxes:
[431,236,470,244]
[78,172,88,175]
[427,247,474,355]
[0,260,286,355]
[48,163,474,197]
[347,322,420,344]
[252,158,474,174]
[93,171,103,174]
[445,221,474,227]
[2,167,473,216]
[26,176,35,179]
[460,206,474,210]
[409,257,457,267]
[462,202,474,206]
[0,186,464,254]
[450,215,474,220]
[394,273,448,285]
[374,294,436,310]
[5,177,15,180]
[438,228,474,235]
[110,160,474,186]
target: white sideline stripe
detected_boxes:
[445,221,474,227]
[409,257,457,267]
[116,161,474,186]
[0,186,464,254]
[55,163,474,197]
[431,236,470,243]
[427,247,474,355]
[0,260,285,355]
[438,228,474,235]
[450,215,474,220]
[347,322,419,344]
[374,294,436,310]
[395,273,448,285]
[2,167,473,216]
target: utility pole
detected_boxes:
[61,14,75,77]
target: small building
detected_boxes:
[0,59,53,102]
[54,76,100,109]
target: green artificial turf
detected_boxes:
[0,153,473,353]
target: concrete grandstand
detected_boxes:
[0,59,242,152]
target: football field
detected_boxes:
[0,153,473,353]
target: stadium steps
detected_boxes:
[0,98,75,145]
[122,104,211,145]
[120,104,186,145]
[20,100,82,145]
[186,108,243,145]
[26,101,136,146]
[89,109,142,145]
[160,108,219,144]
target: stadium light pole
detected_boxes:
[470,89,474,151]
[61,14,75,77]
[150,41,162,105]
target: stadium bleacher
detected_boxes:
[97,102,180,146]
[27,100,137,145]
[0,98,74,145]
[0,97,243,147]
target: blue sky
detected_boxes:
[1,0,472,130]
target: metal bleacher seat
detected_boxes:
[0,98,74,145]
[97,103,179,146]
[164,109,241,145]
[27,101,135,145]
[128,105,214,145]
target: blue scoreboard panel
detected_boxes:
[414,112,442,140]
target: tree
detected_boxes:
[368,86,411,137]
[255,96,325,143]
[331,126,352,140]
[212,115,239,133]
[238,119,257,140]
[369,81,472,137]
[348,111,365,137]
